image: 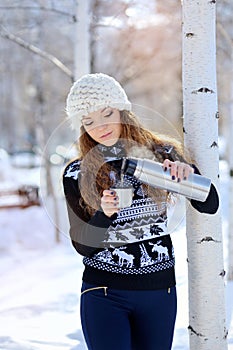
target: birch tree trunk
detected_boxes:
[182,1,228,349]
[228,76,233,280]
[75,0,91,79]
[33,16,60,243]
[217,21,233,281]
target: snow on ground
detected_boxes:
[0,161,232,350]
[0,206,85,350]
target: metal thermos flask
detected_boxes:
[123,158,211,202]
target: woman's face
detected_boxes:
[81,108,122,146]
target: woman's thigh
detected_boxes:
[80,282,132,350]
[131,287,177,350]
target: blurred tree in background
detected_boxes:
[0,0,75,154]
[0,0,232,157]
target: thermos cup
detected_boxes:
[123,157,211,202]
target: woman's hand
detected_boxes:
[101,190,119,217]
[162,159,194,182]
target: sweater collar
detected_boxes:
[97,140,126,158]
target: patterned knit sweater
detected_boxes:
[63,142,219,290]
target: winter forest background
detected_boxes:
[0,0,233,349]
[1,0,232,154]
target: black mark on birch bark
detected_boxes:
[192,87,215,94]
[219,270,226,277]
[215,111,219,119]
[186,32,194,38]
[224,327,228,339]
[183,127,187,134]
[209,0,216,3]
[188,325,205,337]
[230,169,233,177]
[210,141,218,148]
[197,236,221,244]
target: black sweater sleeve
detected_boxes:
[63,168,116,257]
[189,165,219,214]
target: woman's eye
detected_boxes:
[104,111,113,118]
[83,120,93,126]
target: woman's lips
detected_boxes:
[100,131,113,139]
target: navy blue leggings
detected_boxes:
[80,282,177,350]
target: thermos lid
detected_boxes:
[124,158,138,177]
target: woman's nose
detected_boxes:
[96,117,108,129]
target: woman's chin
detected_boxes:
[100,137,119,147]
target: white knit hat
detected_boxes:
[66,73,132,131]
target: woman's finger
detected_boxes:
[170,161,178,180]
[162,159,171,171]
[101,190,119,217]
[176,164,184,182]
[103,189,116,197]
[183,164,194,180]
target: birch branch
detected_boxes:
[0,30,74,82]
[0,6,76,21]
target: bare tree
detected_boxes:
[74,0,91,79]
[228,74,233,281]
[182,1,227,349]
[217,1,233,281]
[0,30,74,80]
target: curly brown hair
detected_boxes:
[76,110,187,216]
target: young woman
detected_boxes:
[63,73,219,350]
